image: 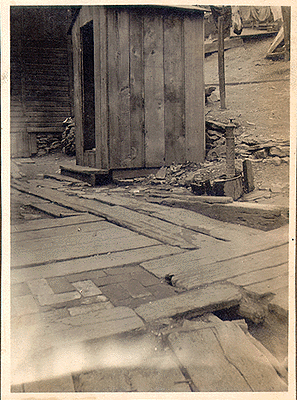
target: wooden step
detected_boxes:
[60,164,112,186]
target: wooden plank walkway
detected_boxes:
[10,178,289,392]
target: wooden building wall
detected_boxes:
[72,6,205,170]
[11,7,72,158]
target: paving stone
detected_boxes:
[27,278,54,296]
[11,282,31,297]
[100,284,131,302]
[120,280,152,299]
[114,295,156,309]
[72,280,102,297]
[33,307,144,348]
[24,375,75,392]
[37,291,81,306]
[66,269,107,283]
[91,272,133,287]
[134,282,242,322]
[146,284,178,300]
[46,276,75,294]
[11,295,39,316]
[73,333,190,392]
[131,269,160,287]
[104,264,143,276]
[68,301,114,316]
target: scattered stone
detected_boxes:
[271,156,282,166]
[156,166,167,180]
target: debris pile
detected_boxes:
[61,117,76,156]
[36,133,62,156]
[141,159,243,191]
[205,119,289,165]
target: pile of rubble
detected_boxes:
[140,159,243,190]
[36,133,62,156]
[61,117,76,156]
[205,120,289,165]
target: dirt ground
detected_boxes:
[204,35,290,207]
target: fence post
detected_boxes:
[218,15,226,109]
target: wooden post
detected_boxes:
[281,6,290,62]
[218,15,226,109]
[225,123,236,178]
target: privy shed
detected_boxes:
[70,5,207,179]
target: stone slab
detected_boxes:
[120,279,151,298]
[134,282,242,322]
[73,333,190,392]
[72,280,102,297]
[24,375,75,392]
[68,301,113,316]
[11,295,39,316]
[47,276,76,294]
[32,307,144,350]
[27,278,54,296]
[37,291,81,306]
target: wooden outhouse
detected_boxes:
[71,5,206,176]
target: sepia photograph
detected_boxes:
[2,2,295,397]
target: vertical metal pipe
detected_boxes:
[225,124,235,178]
[218,15,226,109]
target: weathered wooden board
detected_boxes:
[12,220,120,243]
[28,202,80,218]
[244,275,288,296]
[134,282,242,322]
[129,10,145,168]
[72,20,84,165]
[13,221,135,250]
[228,263,288,287]
[168,328,251,391]
[11,245,183,284]
[94,6,109,169]
[213,321,287,391]
[143,12,165,167]
[12,230,159,268]
[141,238,288,280]
[184,14,205,163]
[11,181,207,249]
[164,13,185,165]
[11,214,101,234]
[172,245,288,290]
[108,9,131,168]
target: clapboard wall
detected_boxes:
[72,6,205,170]
[11,7,72,158]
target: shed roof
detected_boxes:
[68,4,208,34]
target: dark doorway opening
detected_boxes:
[81,21,95,151]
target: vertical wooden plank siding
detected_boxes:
[99,7,109,169]
[107,9,120,168]
[108,9,131,169]
[117,10,131,168]
[163,12,185,165]
[72,19,84,165]
[143,13,165,168]
[129,9,145,168]
[184,13,205,163]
